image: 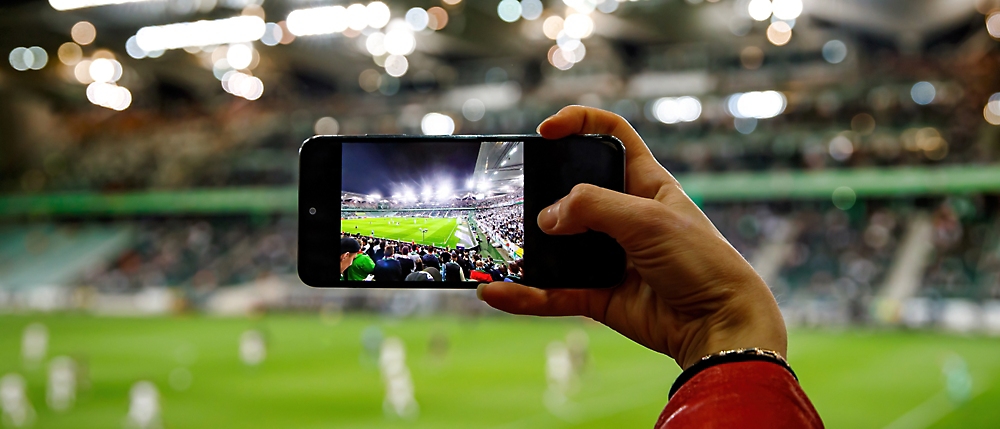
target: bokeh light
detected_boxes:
[57,42,83,66]
[651,96,702,124]
[748,0,772,21]
[832,186,857,210]
[497,0,521,23]
[421,113,455,135]
[406,8,429,31]
[771,0,803,20]
[911,81,936,105]
[314,116,340,135]
[822,40,847,64]
[71,21,97,45]
[766,21,792,46]
[727,90,787,119]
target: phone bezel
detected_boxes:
[298,134,626,289]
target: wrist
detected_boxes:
[678,284,787,369]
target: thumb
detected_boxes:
[537,183,677,249]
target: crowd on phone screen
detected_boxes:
[341,233,523,283]
[474,205,524,248]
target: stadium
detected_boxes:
[0,0,999,427]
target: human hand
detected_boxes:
[477,106,787,369]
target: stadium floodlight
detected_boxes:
[368,194,381,201]
[435,181,452,200]
[135,16,266,52]
[49,0,156,11]
[476,182,489,191]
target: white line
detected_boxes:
[882,384,989,429]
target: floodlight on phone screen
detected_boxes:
[135,16,265,51]
[435,182,452,200]
[49,0,154,11]
[368,194,382,202]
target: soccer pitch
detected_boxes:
[342,217,460,248]
[1,314,1000,429]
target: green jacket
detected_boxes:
[345,254,375,281]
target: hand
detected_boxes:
[477,106,787,369]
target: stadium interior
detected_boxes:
[1,0,1000,427]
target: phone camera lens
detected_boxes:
[308,207,317,215]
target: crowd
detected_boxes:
[474,204,524,249]
[78,216,297,294]
[339,232,522,283]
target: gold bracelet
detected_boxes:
[669,348,797,398]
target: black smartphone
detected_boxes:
[298,135,626,289]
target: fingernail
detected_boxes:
[537,201,560,231]
[476,283,486,301]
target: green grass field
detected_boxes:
[342,217,460,248]
[1,314,999,429]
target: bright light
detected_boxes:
[135,16,265,51]
[747,0,772,21]
[911,81,935,105]
[287,6,349,36]
[49,0,155,10]
[9,47,48,71]
[421,185,433,199]
[368,194,382,201]
[563,13,594,39]
[476,182,489,192]
[822,40,847,64]
[261,23,284,46]
[987,12,1000,39]
[366,32,386,56]
[521,0,543,20]
[727,91,787,119]
[384,54,408,77]
[402,189,417,202]
[347,3,368,31]
[71,21,97,46]
[384,28,415,55]
[421,113,455,135]
[497,0,521,23]
[559,42,586,63]
[88,58,120,83]
[366,2,391,29]
[543,16,564,40]
[766,21,792,46]
[125,36,146,59]
[221,71,264,100]
[771,0,802,20]
[86,82,132,111]
[652,96,702,124]
[226,44,253,70]
[985,104,1000,125]
[406,8,429,31]
[563,0,596,14]
[988,93,1000,116]
[556,32,582,51]
[427,7,449,30]
[435,182,452,200]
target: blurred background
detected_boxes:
[2,0,1000,427]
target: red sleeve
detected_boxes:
[656,361,823,429]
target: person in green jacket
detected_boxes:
[345,248,375,281]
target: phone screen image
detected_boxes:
[340,141,525,283]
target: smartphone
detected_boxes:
[298,135,626,289]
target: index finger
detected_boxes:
[537,105,677,199]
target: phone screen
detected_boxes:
[299,135,626,288]
[340,141,524,283]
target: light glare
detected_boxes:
[135,16,266,51]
